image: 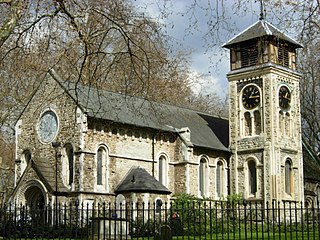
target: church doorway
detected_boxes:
[24,186,45,207]
[24,185,46,224]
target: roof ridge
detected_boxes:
[261,20,272,35]
[223,19,302,48]
[49,69,230,152]
[51,69,227,120]
[222,20,260,47]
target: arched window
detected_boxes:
[156,199,163,213]
[285,112,291,137]
[279,111,284,134]
[116,194,126,218]
[158,155,168,187]
[254,110,261,135]
[248,160,257,196]
[216,161,224,197]
[96,146,108,191]
[21,150,31,175]
[199,158,208,197]
[66,144,74,185]
[244,112,252,135]
[62,144,74,187]
[97,148,104,185]
[285,159,293,195]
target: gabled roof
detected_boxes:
[114,167,171,194]
[10,159,69,201]
[49,70,229,152]
[223,20,302,48]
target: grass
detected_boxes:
[130,231,319,240]
[0,231,318,239]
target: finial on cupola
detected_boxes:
[259,0,265,20]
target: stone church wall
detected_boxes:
[82,119,182,197]
[14,75,231,205]
[16,78,82,192]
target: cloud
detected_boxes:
[133,0,263,99]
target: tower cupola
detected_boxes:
[223,20,302,71]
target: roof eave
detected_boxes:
[115,189,171,194]
[222,20,302,49]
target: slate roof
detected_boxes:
[223,20,302,48]
[114,167,171,194]
[10,159,69,200]
[49,70,229,152]
[32,158,69,193]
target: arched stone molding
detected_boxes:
[281,156,294,199]
[61,143,75,189]
[94,143,110,193]
[15,180,48,207]
[243,156,262,199]
[116,194,126,218]
[305,196,314,209]
[156,152,169,187]
[198,155,210,198]
[278,111,292,137]
[213,158,228,199]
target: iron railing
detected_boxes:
[0,200,319,239]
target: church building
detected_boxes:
[10,18,320,208]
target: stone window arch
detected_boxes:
[155,198,163,213]
[253,110,261,135]
[305,197,313,209]
[158,153,168,187]
[279,110,284,134]
[62,143,74,187]
[215,158,227,199]
[95,145,109,192]
[244,112,252,136]
[285,112,291,137]
[199,156,209,198]
[116,194,126,218]
[246,158,257,197]
[279,111,291,137]
[285,158,293,195]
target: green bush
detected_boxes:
[171,193,243,235]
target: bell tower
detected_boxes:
[223,18,303,204]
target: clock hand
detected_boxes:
[283,93,290,100]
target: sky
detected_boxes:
[133,0,264,98]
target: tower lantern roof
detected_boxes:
[223,20,302,49]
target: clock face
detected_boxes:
[37,110,59,143]
[242,85,260,109]
[279,86,291,109]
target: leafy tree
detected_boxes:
[299,25,320,158]
[2,0,320,151]
[0,0,227,128]
[0,132,14,205]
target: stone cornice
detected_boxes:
[227,63,301,81]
